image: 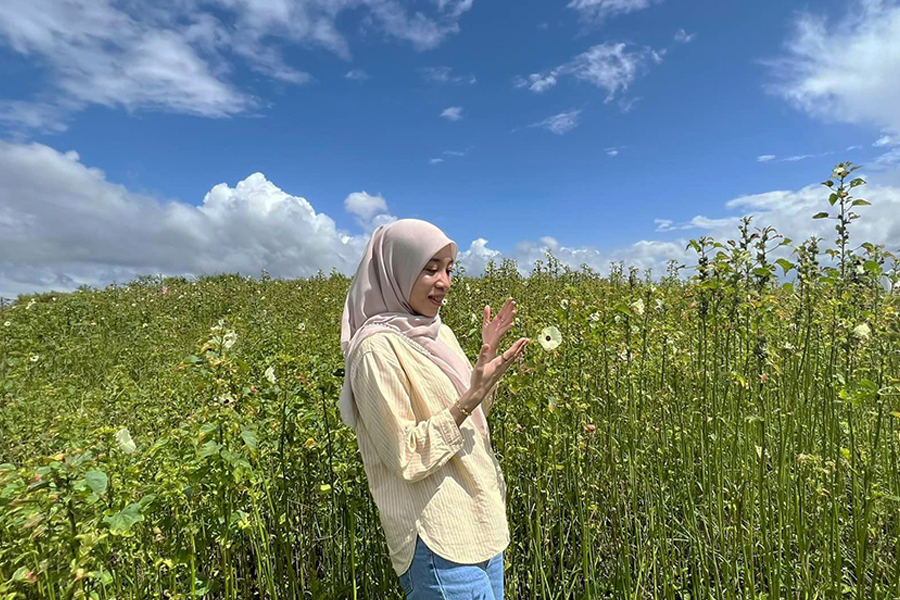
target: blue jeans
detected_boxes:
[398,534,504,599]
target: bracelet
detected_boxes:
[454,400,471,417]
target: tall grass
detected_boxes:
[1,162,899,599]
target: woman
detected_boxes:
[339,218,530,599]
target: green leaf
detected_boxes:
[103,503,145,534]
[812,212,829,219]
[828,193,838,206]
[197,440,221,459]
[84,470,108,495]
[115,428,136,454]
[822,180,834,187]
[775,258,795,274]
[198,423,217,442]
[240,429,258,450]
[852,199,871,206]
[849,178,866,188]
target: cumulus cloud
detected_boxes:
[515,42,663,103]
[461,180,900,280]
[765,0,900,139]
[4,141,899,299]
[0,141,383,299]
[343,192,395,232]
[0,0,472,131]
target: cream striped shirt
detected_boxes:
[348,323,509,576]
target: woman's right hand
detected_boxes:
[468,337,530,403]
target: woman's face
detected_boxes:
[408,244,454,317]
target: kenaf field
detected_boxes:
[2,164,900,599]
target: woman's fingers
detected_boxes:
[494,338,529,375]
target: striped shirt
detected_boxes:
[348,323,509,576]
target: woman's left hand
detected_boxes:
[482,298,517,361]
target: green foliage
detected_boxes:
[0,161,898,599]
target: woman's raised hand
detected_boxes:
[469,335,530,401]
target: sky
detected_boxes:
[1,0,899,299]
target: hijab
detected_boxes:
[339,218,490,441]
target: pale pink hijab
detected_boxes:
[339,219,490,441]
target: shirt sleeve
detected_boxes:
[351,347,465,483]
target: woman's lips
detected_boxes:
[429,296,443,306]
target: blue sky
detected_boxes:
[1,0,899,298]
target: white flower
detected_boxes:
[297,322,306,332]
[832,166,849,179]
[115,428,136,453]
[142,323,148,328]
[264,366,277,384]
[630,298,645,316]
[30,354,39,362]
[655,299,664,312]
[538,326,562,350]
[560,299,569,310]
[852,323,871,341]
[26,299,36,310]
[223,331,237,349]
[589,311,601,322]
[3,321,10,327]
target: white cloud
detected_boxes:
[606,148,619,156]
[0,141,386,299]
[345,69,371,81]
[418,66,477,84]
[674,29,696,43]
[567,0,661,22]
[874,134,898,147]
[512,73,558,93]
[528,109,581,135]
[6,141,899,300]
[766,0,900,139]
[456,238,503,274]
[517,42,662,103]
[757,155,777,162]
[478,179,900,280]
[429,149,467,164]
[0,101,72,135]
[440,106,464,121]
[876,147,900,167]
[343,191,394,232]
[0,0,471,131]
[783,155,813,162]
